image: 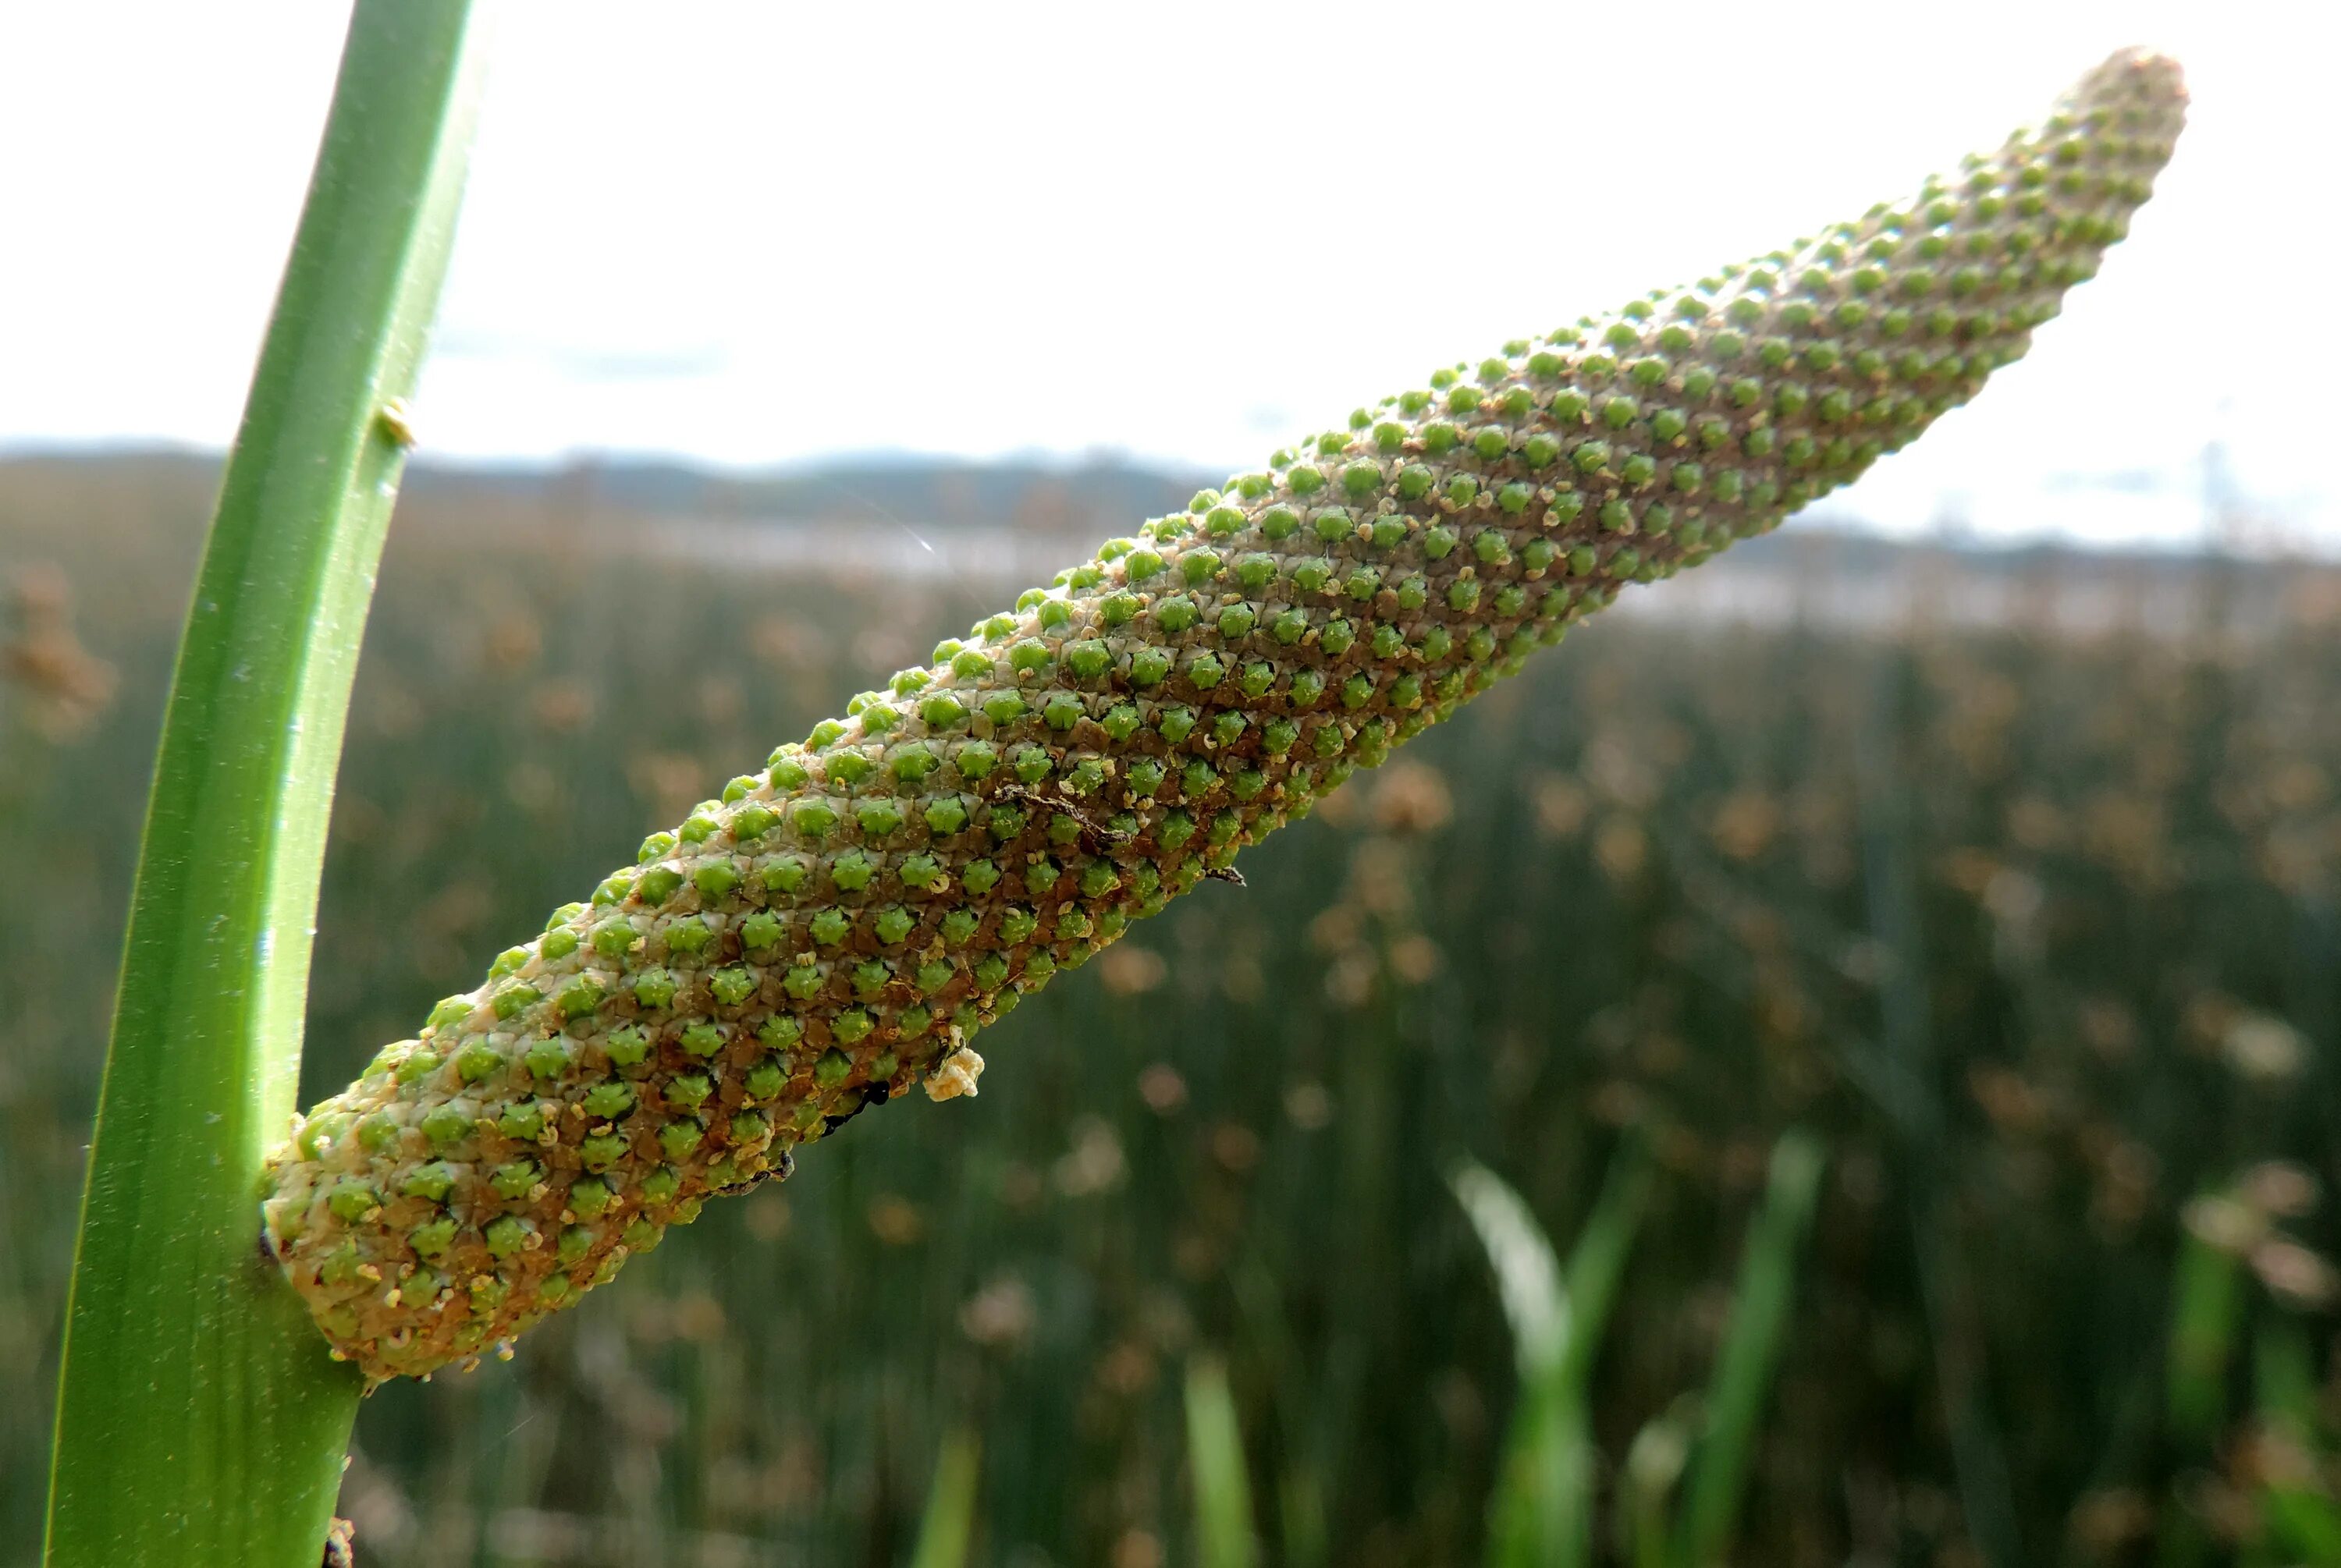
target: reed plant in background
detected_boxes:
[16,475,2341,1562]
[2158,1169,2341,1565]
[18,12,2235,1566]
[1186,1358,1262,1568]
[908,1429,983,1568]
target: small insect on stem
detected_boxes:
[709,1148,796,1196]
[994,783,1133,857]
[375,398,418,450]
[823,1080,893,1134]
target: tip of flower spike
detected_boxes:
[2082,47,2186,108]
[2052,48,2186,163]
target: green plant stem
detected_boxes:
[1455,1140,1653,1568]
[2165,1223,2244,1441]
[42,5,491,1564]
[909,1429,982,1568]
[1187,1356,1261,1568]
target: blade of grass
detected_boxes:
[1276,1465,1331,1568]
[1672,1131,1826,1568]
[1230,1258,1330,1568]
[42,5,492,1565]
[908,1428,982,1568]
[1451,1158,1573,1568]
[1487,1387,1593,1568]
[1558,1140,1655,1392]
[2165,1222,2244,1442]
[2155,1211,2249,1568]
[2247,1324,2341,1563]
[1187,1356,1260,1568]
[2252,1321,2321,1440]
[2261,1491,2341,1566]
[1451,1162,1568,1378]
[1452,1142,1654,1568]
[1622,1399,1697,1568]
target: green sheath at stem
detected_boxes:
[43,4,491,1564]
[265,49,2183,1385]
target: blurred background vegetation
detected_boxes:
[4,452,2337,1567]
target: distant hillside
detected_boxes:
[4,447,2331,644]
[404,451,1224,536]
[2,445,1214,541]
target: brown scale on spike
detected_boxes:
[261,49,2186,1382]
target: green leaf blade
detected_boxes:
[1673,1130,1827,1568]
[909,1428,982,1568]
[1186,1356,1261,1568]
[1455,1144,1653,1568]
[1450,1160,1570,1380]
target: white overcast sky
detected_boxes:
[1,2,2333,547]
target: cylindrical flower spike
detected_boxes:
[265,49,2185,1382]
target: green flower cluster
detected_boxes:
[264,49,2185,1382]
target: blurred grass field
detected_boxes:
[3,453,2338,1567]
